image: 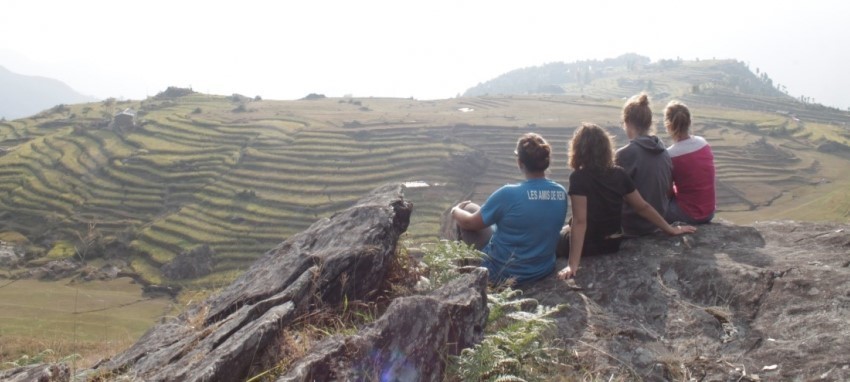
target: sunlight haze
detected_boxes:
[2,0,848,108]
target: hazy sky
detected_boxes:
[2,0,848,108]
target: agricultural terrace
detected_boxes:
[1,92,849,289]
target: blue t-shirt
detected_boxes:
[479,178,568,284]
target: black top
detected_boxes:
[568,166,636,245]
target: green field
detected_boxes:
[0,278,171,368]
[1,59,850,366]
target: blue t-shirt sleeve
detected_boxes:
[480,186,510,226]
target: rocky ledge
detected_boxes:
[524,220,850,381]
[65,183,487,382]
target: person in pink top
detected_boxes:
[664,101,716,224]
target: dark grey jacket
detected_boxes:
[615,135,673,236]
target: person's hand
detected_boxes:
[669,225,697,236]
[452,201,471,216]
[557,265,576,280]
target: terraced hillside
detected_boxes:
[0,94,479,288]
[2,81,850,291]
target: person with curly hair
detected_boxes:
[557,124,695,279]
[452,133,567,284]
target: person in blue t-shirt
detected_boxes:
[451,133,568,284]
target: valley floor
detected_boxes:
[0,278,171,368]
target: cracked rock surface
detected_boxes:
[279,268,488,382]
[81,184,413,382]
[523,220,850,381]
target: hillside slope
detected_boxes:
[0,93,480,289]
[0,65,96,120]
[464,53,788,100]
[1,62,850,291]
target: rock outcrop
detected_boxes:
[523,220,850,381]
[18,182,849,382]
[25,259,81,280]
[0,363,70,382]
[84,184,415,381]
[280,268,488,382]
[161,244,215,280]
[0,244,21,267]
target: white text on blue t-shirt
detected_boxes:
[526,190,566,201]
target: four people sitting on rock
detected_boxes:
[451,93,715,284]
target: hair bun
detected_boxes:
[623,93,654,133]
[517,133,551,172]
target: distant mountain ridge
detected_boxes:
[0,65,96,120]
[463,53,791,101]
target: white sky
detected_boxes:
[2,0,848,108]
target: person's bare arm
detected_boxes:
[623,191,696,235]
[558,195,587,279]
[451,201,487,231]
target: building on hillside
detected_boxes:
[112,108,136,133]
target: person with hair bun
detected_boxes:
[452,133,567,284]
[615,93,673,236]
[557,124,696,280]
[663,101,716,224]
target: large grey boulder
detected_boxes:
[0,363,70,382]
[27,259,81,280]
[280,267,489,382]
[0,244,21,267]
[523,220,850,381]
[84,184,413,382]
[160,244,215,280]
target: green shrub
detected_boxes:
[46,241,76,260]
[421,240,482,290]
[448,287,566,382]
[420,241,569,381]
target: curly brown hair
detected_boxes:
[569,123,614,172]
[622,92,654,134]
[516,133,551,172]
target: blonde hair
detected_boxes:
[664,100,691,138]
[569,123,614,172]
[622,92,654,134]
[516,133,551,172]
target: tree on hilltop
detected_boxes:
[155,86,195,99]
